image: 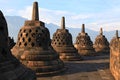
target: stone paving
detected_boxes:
[37,54,115,80]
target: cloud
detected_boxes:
[15,5,120,31]
[17,6,93,27]
[18,6,32,20]
[71,14,93,20]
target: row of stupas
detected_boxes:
[9,21,110,56]
[51,18,110,56]
[10,1,110,77]
[0,1,116,80]
[75,24,109,55]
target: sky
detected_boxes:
[0,0,120,31]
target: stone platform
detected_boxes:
[38,54,115,80]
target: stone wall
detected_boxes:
[110,37,120,80]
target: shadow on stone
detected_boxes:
[54,55,110,76]
[83,54,110,61]
[63,61,109,75]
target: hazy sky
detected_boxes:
[0,0,120,31]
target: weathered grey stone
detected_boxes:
[93,28,109,54]
[75,24,96,56]
[12,2,65,77]
[51,17,82,61]
[0,10,36,80]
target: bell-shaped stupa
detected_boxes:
[0,11,36,80]
[93,28,109,54]
[51,17,82,61]
[75,24,95,56]
[12,2,65,77]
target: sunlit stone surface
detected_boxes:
[75,24,96,56]
[51,17,82,61]
[110,30,120,80]
[12,2,65,77]
[93,28,109,54]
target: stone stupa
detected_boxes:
[74,24,95,56]
[0,11,36,80]
[12,2,65,77]
[51,17,82,61]
[93,28,109,54]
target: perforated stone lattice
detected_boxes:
[51,17,82,61]
[75,34,93,47]
[52,29,72,46]
[12,2,66,76]
[94,35,109,46]
[17,27,50,48]
[74,24,95,56]
[93,28,110,53]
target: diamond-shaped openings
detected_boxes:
[32,33,36,38]
[28,37,31,42]
[29,29,32,33]
[36,29,39,33]
[22,37,25,42]
[19,42,21,46]
[23,29,26,32]
[24,42,27,46]
[20,33,22,37]
[58,33,72,45]
[31,42,35,47]
[26,33,28,37]
[18,37,20,41]
[41,29,45,33]
[17,27,51,48]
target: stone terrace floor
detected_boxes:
[37,54,115,80]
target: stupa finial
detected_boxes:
[116,30,119,38]
[81,24,85,33]
[32,1,39,20]
[61,16,65,29]
[100,27,103,35]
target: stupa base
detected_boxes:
[60,53,83,61]
[78,49,96,56]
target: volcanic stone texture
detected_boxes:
[75,24,96,56]
[93,28,109,54]
[12,2,65,77]
[0,10,36,80]
[51,17,82,61]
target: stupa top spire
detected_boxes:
[61,16,65,29]
[116,30,119,38]
[100,27,103,35]
[32,1,39,21]
[81,24,85,33]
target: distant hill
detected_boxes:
[46,23,117,43]
[5,16,26,41]
[5,16,117,43]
